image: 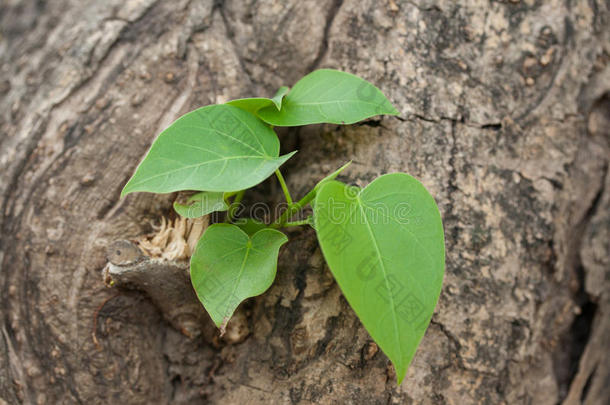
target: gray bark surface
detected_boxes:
[0,0,608,404]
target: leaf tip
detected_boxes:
[120,186,130,198]
[282,150,298,161]
[386,104,400,116]
[219,317,229,337]
[396,374,405,386]
[394,362,408,385]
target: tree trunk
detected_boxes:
[1,0,608,404]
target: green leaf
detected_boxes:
[173,191,229,218]
[234,218,267,236]
[270,86,289,110]
[257,69,400,126]
[226,98,274,115]
[226,86,290,114]
[190,224,288,330]
[121,104,296,196]
[313,173,445,384]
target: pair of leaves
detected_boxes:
[313,173,445,383]
[121,69,398,197]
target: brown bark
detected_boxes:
[0,0,608,404]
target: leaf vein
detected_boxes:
[356,196,403,363]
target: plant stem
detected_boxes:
[281,217,312,228]
[226,190,245,223]
[275,169,293,205]
[270,187,317,228]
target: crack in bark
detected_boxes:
[1,323,30,404]
[404,0,442,13]
[307,0,344,72]
[447,119,460,243]
[216,1,255,93]
[557,163,607,401]
[402,113,502,130]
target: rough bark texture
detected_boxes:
[1,0,609,404]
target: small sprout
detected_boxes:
[120,69,445,384]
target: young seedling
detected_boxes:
[121,69,445,384]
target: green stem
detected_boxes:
[270,187,317,228]
[275,169,293,205]
[226,190,245,223]
[281,217,312,228]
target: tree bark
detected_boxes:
[1,0,608,404]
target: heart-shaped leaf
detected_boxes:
[227,86,289,115]
[257,69,400,126]
[121,104,296,196]
[190,223,288,329]
[313,173,445,383]
[173,191,229,218]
